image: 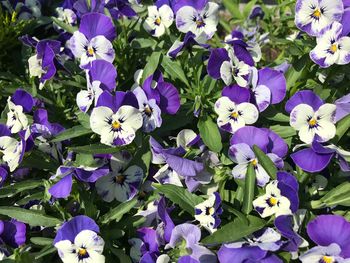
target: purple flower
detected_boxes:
[229,127,288,186]
[167,32,210,58]
[90,91,142,146]
[310,22,350,68]
[68,12,116,68]
[77,60,117,112]
[166,223,217,262]
[194,192,222,233]
[105,0,138,19]
[335,93,350,121]
[0,220,26,248]
[249,5,264,20]
[175,0,219,39]
[156,197,175,244]
[295,0,344,36]
[54,215,105,263]
[300,215,350,262]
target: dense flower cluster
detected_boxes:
[0,0,349,262]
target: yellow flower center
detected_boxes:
[196,19,205,27]
[269,197,278,206]
[78,248,87,256]
[330,44,338,53]
[322,256,333,263]
[144,106,153,116]
[230,111,239,119]
[115,175,125,184]
[308,118,317,127]
[313,9,321,18]
[155,17,161,25]
[112,121,121,130]
[251,159,258,167]
[87,47,94,56]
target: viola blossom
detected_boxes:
[218,228,283,263]
[229,126,288,186]
[104,0,139,19]
[90,91,143,146]
[55,7,77,27]
[0,220,26,248]
[175,0,219,39]
[6,89,34,134]
[0,125,31,172]
[310,22,350,68]
[194,192,222,233]
[166,223,217,262]
[49,157,109,199]
[300,215,350,262]
[167,32,210,58]
[176,129,201,150]
[253,172,299,219]
[295,0,343,36]
[54,215,105,263]
[27,39,61,88]
[133,87,162,132]
[143,5,174,37]
[214,92,259,134]
[77,60,117,112]
[335,93,350,122]
[95,151,143,202]
[68,12,116,68]
[287,90,336,144]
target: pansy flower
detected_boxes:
[310,22,350,68]
[295,0,344,36]
[77,60,117,112]
[95,151,143,202]
[55,7,77,28]
[253,172,299,218]
[214,89,259,134]
[6,89,34,134]
[143,5,174,37]
[0,220,26,248]
[68,12,116,68]
[335,93,350,122]
[90,91,143,146]
[229,126,288,187]
[194,192,222,233]
[104,0,138,19]
[166,223,217,262]
[218,228,283,263]
[287,90,336,144]
[167,32,210,58]
[54,215,105,263]
[175,0,219,39]
[300,215,350,262]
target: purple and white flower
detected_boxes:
[68,13,116,68]
[54,216,105,263]
[175,0,219,39]
[90,91,143,146]
[295,0,344,36]
[95,152,143,202]
[214,96,258,134]
[194,192,222,233]
[167,32,210,58]
[56,7,77,27]
[143,5,174,37]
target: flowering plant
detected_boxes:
[0,0,350,262]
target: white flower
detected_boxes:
[214,96,258,134]
[68,32,115,68]
[153,164,183,187]
[194,193,219,233]
[176,129,197,149]
[90,105,143,146]
[220,49,250,87]
[144,5,174,37]
[28,55,45,78]
[253,181,291,218]
[0,136,23,172]
[290,103,336,144]
[6,98,28,134]
[176,2,219,38]
[56,7,77,26]
[55,230,105,263]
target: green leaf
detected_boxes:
[51,17,77,34]
[129,136,152,175]
[319,182,350,207]
[30,237,54,246]
[153,184,203,215]
[222,0,242,19]
[76,112,91,129]
[334,114,350,142]
[100,198,138,224]
[201,215,265,245]
[20,150,59,171]
[243,0,257,17]
[130,38,157,49]
[198,116,222,153]
[141,51,162,84]
[242,163,256,215]
[51,125,92,143]
[253,145,277,180]
[161,56,190,87]
[0,180,43,198]
[270,125,296,138]
[68,144,122,154]
[0,207,61,227]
